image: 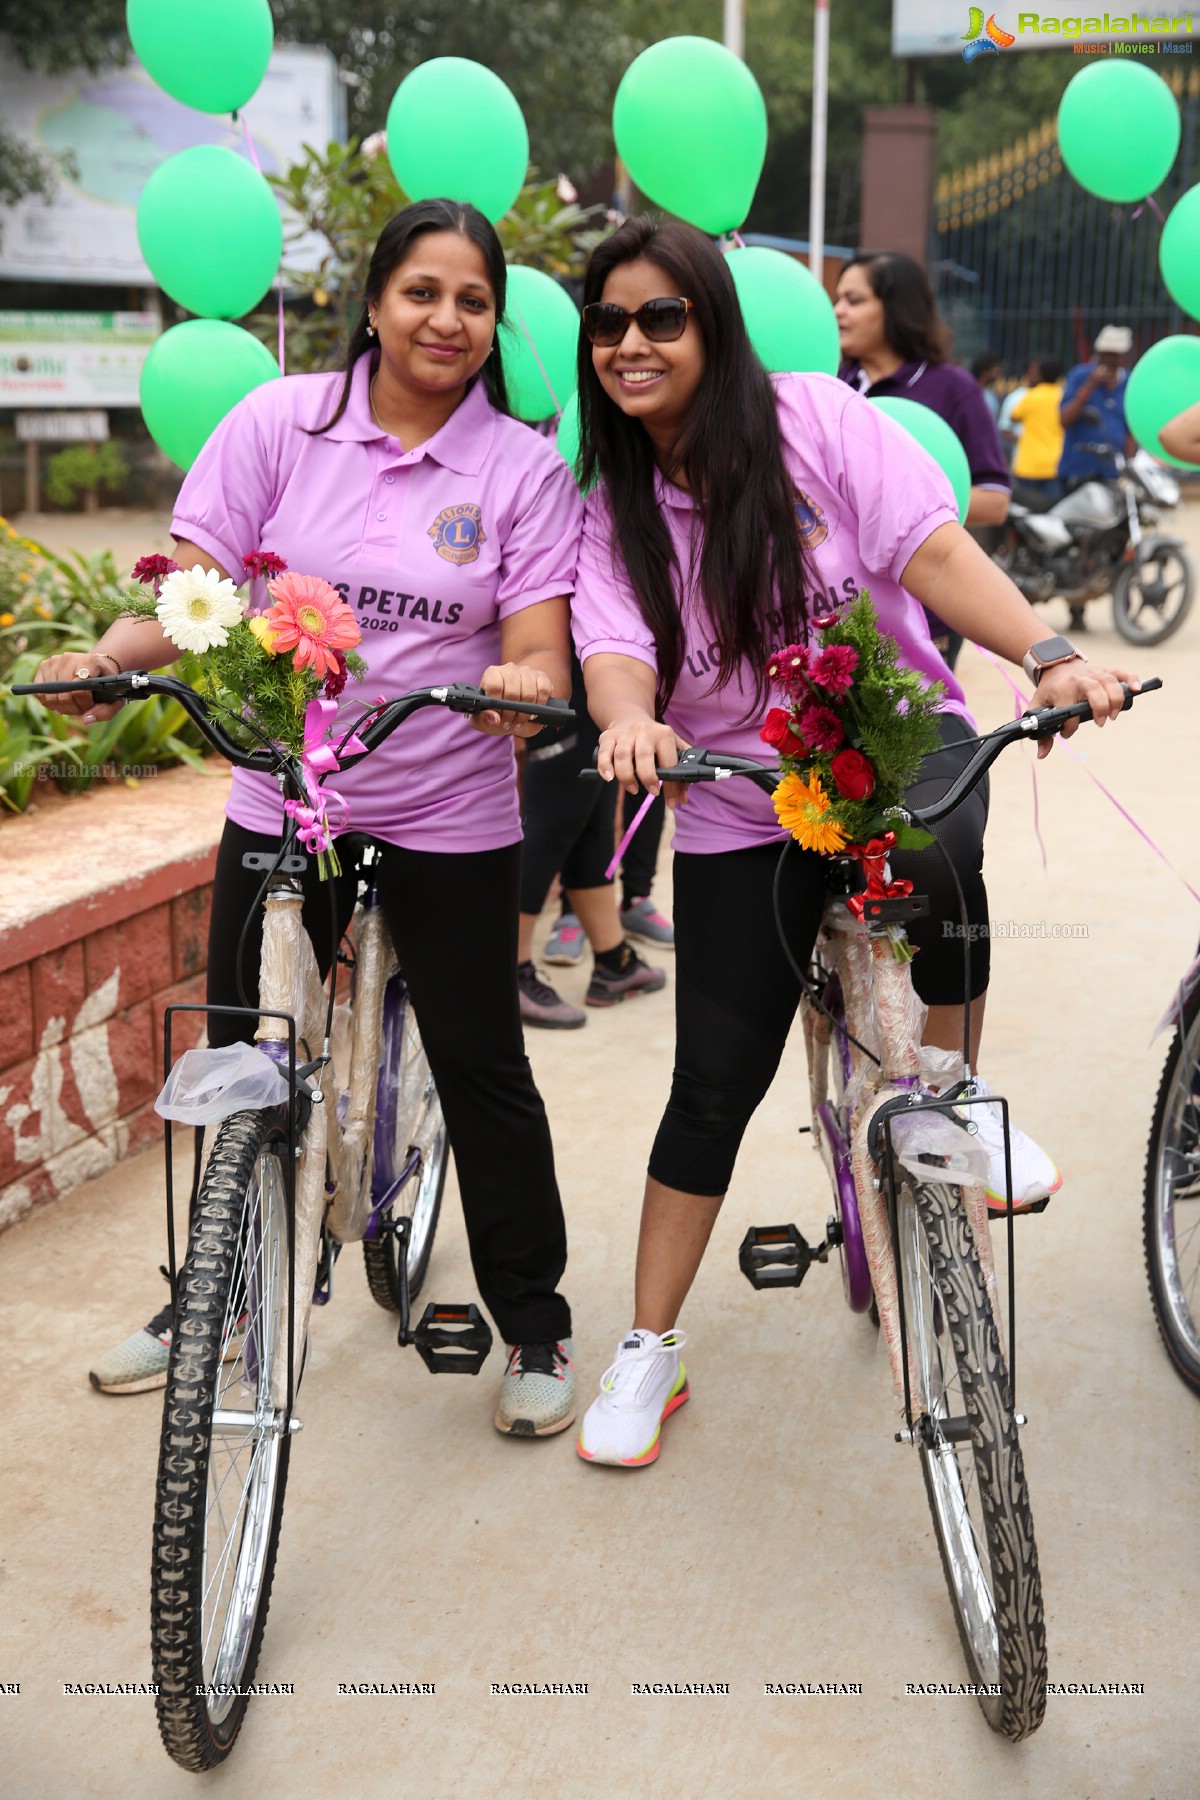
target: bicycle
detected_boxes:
[1144,935,1200,1396]
[15,669,571,1772]
[643,678,1158,1742]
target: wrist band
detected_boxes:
[92,650,122,674]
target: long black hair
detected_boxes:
[311,199,510,435]
[578,216,813,716]
[840,250,951,366]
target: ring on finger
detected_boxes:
[75,666,90,679]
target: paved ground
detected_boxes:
[3,504,1199,1797]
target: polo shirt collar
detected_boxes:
[320,353,496,474]
[849,358,927,394]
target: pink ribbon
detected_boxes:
[973,645,1048,871]
[283,698,367,856]
[606,788,659,882]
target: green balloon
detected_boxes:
[500,266,579,423]
[555,390,583,486]
[386,59,528,224]
[1057,61,1180,203]
[126,0,273,115]
[140,319,280,470]
[1159,182,1200,320]
[870,396,970,525]
[1125,335,1200,469]
[614,37,767,234]
[137,147,281,320]
[725,246,839,375]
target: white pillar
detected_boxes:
[810,0,830,279]
[723,0,745,58]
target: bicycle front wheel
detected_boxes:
[363,977,449,1311]
[1144,1002,1200,1394]
[151,1108,292,1771]
[897,1177,1047,1740]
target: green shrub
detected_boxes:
[43,441,130,508]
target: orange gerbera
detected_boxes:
[772,768,848,855]
[265,572,361,678]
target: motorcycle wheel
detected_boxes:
[1113,542,1194,645]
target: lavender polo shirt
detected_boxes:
[172,357,581,852]
[572,372,967,856]
[839,357,1011,495]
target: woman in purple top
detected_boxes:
[835,250,1011,670]
[40,201,582,1437]
[570,216,1135,1469]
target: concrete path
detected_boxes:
[3,507,1199,1798]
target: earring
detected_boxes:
[367,322,376,338]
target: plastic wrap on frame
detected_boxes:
[325,906,398,1243]
[254,890,328,1058]
[272,1081,328,1414]
[851,1096,928,1410]
[868,936,926,1083]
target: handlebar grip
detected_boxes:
[1023,676,1159,734]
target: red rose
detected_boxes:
[760,707,797,753]
[831,748,876,801]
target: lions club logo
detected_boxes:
[428,503,487,565]
[794,491,828,550]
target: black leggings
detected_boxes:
[206,822,570,1343]
[648,714,989,1196]
[520,733,617,912]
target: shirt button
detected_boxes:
[376,510,387,520]
[384,474,395,484]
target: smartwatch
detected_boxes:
[1021,636,1085,687]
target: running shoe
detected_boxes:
[577,1328,688,1466]
[956,1076,1063,1213]
[88,1298,174,1394]
[585,945,667,1008]
[543,911,586,966]
[619,896,675,948]
[518,961,586,1029]
[495,1338,576,1436]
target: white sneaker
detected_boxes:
[957,1077,1062,1213]
[577,1328,688,1467]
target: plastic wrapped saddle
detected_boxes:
[155,1043,291,1124]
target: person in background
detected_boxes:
[999,358,1040,468]
[835,251,1010,671]
[1158,398,1200,465]
[1010,357,1065,511]
[1059,324,1134,488]
[544,789,674,970]
[971,349,1003,425]
[518,657,665,1028]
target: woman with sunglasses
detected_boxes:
[569,216,1136,1468]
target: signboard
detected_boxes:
[0,312,159,407]
[0,43,338,284]
[892,1,1196,56]
[16,410,109,440]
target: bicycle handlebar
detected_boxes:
[617,680,1160,827]
[11,673,573,782]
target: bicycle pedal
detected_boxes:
[738,1224,819,1290]
[409,1303,493,1374]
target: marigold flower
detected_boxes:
[0,611,14,627]
[265,572,361,678]
[795,701,844,753]
[810,645,859,693]
[156,565,245,652]
[772,769,848,855]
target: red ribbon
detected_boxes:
[844,832,914,921]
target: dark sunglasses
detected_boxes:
[582,296,695,347]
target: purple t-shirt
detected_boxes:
[571,371,968,855]
[172,357,581,851]
[838,357,1011,494]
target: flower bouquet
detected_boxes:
[761,594,945,955]
[114,553,366,875]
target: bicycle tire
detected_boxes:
[363,979,449,1311]
[804,956,873,1315]
[151,1108,292,1772]
[897,1177,1047,1740]
[1143,999,1200,1395]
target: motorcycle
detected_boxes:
[994,442,1194,646]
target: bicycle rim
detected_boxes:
[897,1179,1047,1738]
[1144,1011,1200,1391]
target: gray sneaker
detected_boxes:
[518,961,586,1029]
[586,944,667,1007]
[543,911,585,966]
[619,896,674,947]
[88,1298,173,1394]
[495,1338,576,1436]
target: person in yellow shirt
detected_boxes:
[1010,357,1064,508]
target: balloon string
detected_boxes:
[1131,193,1166,222]
[606,788,658,882]
[240,113,286,374]
[731,229,746,248]
[509,300,561,419]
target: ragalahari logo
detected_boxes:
[962,8,1017,56]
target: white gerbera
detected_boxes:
[156,565,245,653]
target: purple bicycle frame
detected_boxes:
[815,971,873,1314]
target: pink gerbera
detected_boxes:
[810,645,859,694]
[795,701,844,752]
[265,572,361,678]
